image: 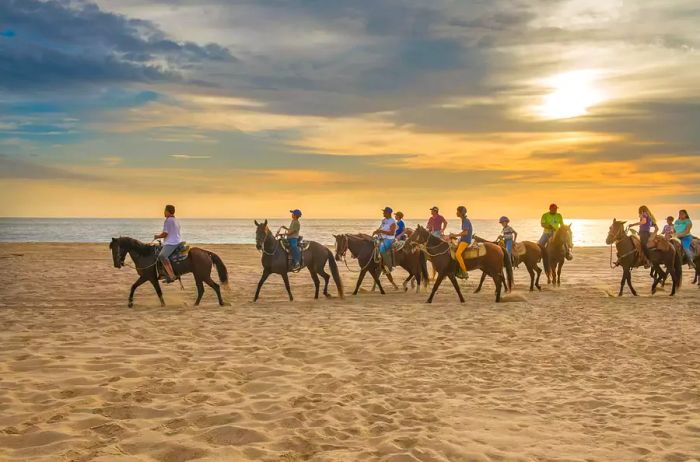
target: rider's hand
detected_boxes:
[153,234,159,240]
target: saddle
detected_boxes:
[513,242,527,257]
[280,237,309,270]
[451,242,487,260]
[624,235,648,267]
[152,242,191,263]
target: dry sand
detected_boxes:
[0,243,699,461]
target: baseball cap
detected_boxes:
[382,206,393,214]
[430,206,439,212]
[290,209,302,217]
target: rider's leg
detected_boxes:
[288,237,300,267]
[158,245,178,281]
[455,241,468,273]
[538,231,550,247]
[681,236,695,268]
[505,239,513,256]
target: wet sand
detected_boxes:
[1,243,699,461]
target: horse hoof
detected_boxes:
[128,302,133,308]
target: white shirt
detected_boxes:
[380,217,396,240]
[163,216,182,245]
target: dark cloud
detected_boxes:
[0,154,97,180]
[0,0,235,90]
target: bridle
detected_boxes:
[257,226,279,256]
[335,234,377,273]
[408,227,450,258]
[608,223,637,268]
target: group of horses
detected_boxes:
[606,219,700,297]
[109,220,574,307]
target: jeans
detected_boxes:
[158,244,179,262]
[538,231,552,246]
[680,235,694,262]
[288,237,301,265]
[639,230,650,258]
[430,231,442,238]
[379,239,394,253]
[504,239,513,255]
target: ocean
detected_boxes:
[0,218,613,246]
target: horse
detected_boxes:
[474,236,543,292]
[254,220,343,301]
[605,219,651,296]
[334,234,394,295]
[646,235,682,296]
[109,237,228,307]
[472,235,513,293]
[409,225,506,303]
[543,224,572,286]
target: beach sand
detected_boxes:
[0,243,699,461]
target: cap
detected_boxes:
[499,216,509,223]
[290,209,302,217]
[382,206,393,214]
[549,203,558,209]
[430,206,439,212]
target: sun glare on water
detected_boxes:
[537,70,604,120]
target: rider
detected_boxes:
[281,209,302,270]
[427,206,447,238]
[628,205,657,259]
[499,216,517,258]
[674,209,695,269]
[539,203,572,259]
[394,211,407,240]
[662,216,675,240]
[449,206,472,274]
[373,206,397,255]
[153,204,182,283]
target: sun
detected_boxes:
[537,70,604,120]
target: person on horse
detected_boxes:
[153,204,182,283]
[280,209,302,270]
[674,209,695,269]
[538,203,572,259]
[394,211,407,240]
[449,206,473,275]
[499,216,517,260]
[628,205,657,260]
[373,207,397,269]
[427,206,447,239]
[662,216,675,240]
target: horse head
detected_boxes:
[333,234,349,261]
[254,219,269,250]
[554,224,573,248]
[606,218,626,245]
[109,237,128,268]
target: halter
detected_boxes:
[257,226,279,256]
[409,227,451,257]
[336,234,378,273]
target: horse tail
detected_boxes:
[674,245,683,289]
[505,253,514,291]
[327,248,344,298]
[208,251,229,288]
[419,251,429,287]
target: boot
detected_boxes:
[162,260,176,283]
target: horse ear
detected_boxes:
[254,220,259,226]
[263,219,268,226]
[332,234,337,238]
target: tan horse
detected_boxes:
[544,224,572,286]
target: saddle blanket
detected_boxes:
[280,237,310,252]
[450,242,487,260]
[513,242,527,257]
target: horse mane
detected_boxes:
[117,236,153,256]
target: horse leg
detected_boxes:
[370,268,386,295]
[447,274,465,303]
[128,275,148,308]
[203,276,224,306]
[625,268,637,296]
[533,265,542,291]
[194,277,205,306]
[309,269,321,299]
[385,271,399,290]
[474,272,487,294]
[427,271,446,303]
[556,261,563,286]
[148,278,165,306]
[353,269,368,295]
[618,269,626,297]
[402,274,412,292]
[254,269,271,302]
[281,272,293,301]
[494,273,502,302]
[526,264,535,291]
[651,264,661,294]
[317,268,331,297]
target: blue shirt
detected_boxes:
[460,217,472,244]
[395,219,405,237]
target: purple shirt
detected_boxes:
[427,214,446,233]
[639,212,654,232]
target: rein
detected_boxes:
[337,234,377,273]
[259,229,279,256]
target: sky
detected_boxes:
[0,0,698,219]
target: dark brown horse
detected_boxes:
[334,234,391,295]
[646,235,682,296]
[254,220,343,301]
[472,235,512,293]
[110,237,228,307]
[543,225,572,286]
[605,219,648,296]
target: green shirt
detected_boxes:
[541,212,563,232]
[288,220,300,238]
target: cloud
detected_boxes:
[170,154,211,159]
[0,154,97,180]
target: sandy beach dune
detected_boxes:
[1,243,699,461]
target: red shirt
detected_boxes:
[427,214,446,232]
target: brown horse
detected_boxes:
[544,225,572,286]
[475,236,543,292]
[646,235,682,296]
[605,219,648,296]
[334,234,390,295]
[110,237,228,307]
[472,235,513,293]
[254,220,343,301]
